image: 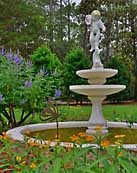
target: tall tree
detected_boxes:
[0,0,45,57]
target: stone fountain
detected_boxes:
[70,10,126,134]
[8,10,137,149]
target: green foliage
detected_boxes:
[0,0,45,56]
[0,51,57,128]
[106,55,134,101]
[31,45,62,93]
[0,131,137,172]
[31,45,62,73]
[62,47,91,102]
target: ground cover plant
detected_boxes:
[0,128,137,173]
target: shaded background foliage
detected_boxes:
[62,47,91,102]
[0,0,137,101]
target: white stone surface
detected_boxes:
[70,85,126,96]
[76,68,118,83]
[86,96,107,134]
[70,66,126,134]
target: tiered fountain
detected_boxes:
[9,10,137,148]
[70,10,126,134]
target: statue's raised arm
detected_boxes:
[85,10,106,68]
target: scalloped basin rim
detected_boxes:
[70,85,126,96]
[76,68,118,78]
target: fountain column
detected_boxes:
[87,96,108,134]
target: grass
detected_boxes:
[2,104,137,130]
[30,104,137,124]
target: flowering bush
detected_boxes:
[0,49,60,129]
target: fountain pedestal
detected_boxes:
[87,96,108,134]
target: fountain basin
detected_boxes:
[6,121,137,149]
[70,85,126,96]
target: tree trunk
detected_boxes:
[82,23,88,51]
[104,15,113,61]
[67,0,71,41]
[130,18,137,100]
[49,0,54,44]
[9,104,16,128]
[59,0,63,42]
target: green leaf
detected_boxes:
[118,159,133,172]
[49,158,62,173]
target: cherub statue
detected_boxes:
[85,10,106,68]
[85,10,106,52]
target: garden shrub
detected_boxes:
[62,47,91,102]
[0,49,59,130]
[31,45,62,74]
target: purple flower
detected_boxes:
[13,53,23,65]
[39,67,48,76]
[0,93,4,101]
[52,69,58,77]
[26,60,32,67]
[18,58,24,65]
[13,53,19,64]
[6,51,13,62]
[55,89,61,97]
[25,81,32,88]
[0,48,5,56]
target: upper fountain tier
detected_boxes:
[76,68,118,85]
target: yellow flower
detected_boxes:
[21,161,26,165]
[101,140,110,148]
[94,125,103,131]
[78,132,86,137]
[2,132,6,136]
[54,139,60,142]
[114,141,121,146]
[30,162,36,169]
[2,135,7,140]
[1,132,7,140]
[70,135,80,142]
[118,151,123,157]
[24,130,30,135]
[114,134,125,139]
[28,140,39,147]
[16,156,22,162]
[55,134,60,139]
[85,135,94,141]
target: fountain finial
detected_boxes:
[85,10,106,68]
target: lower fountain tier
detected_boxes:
[69,85,126,96]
